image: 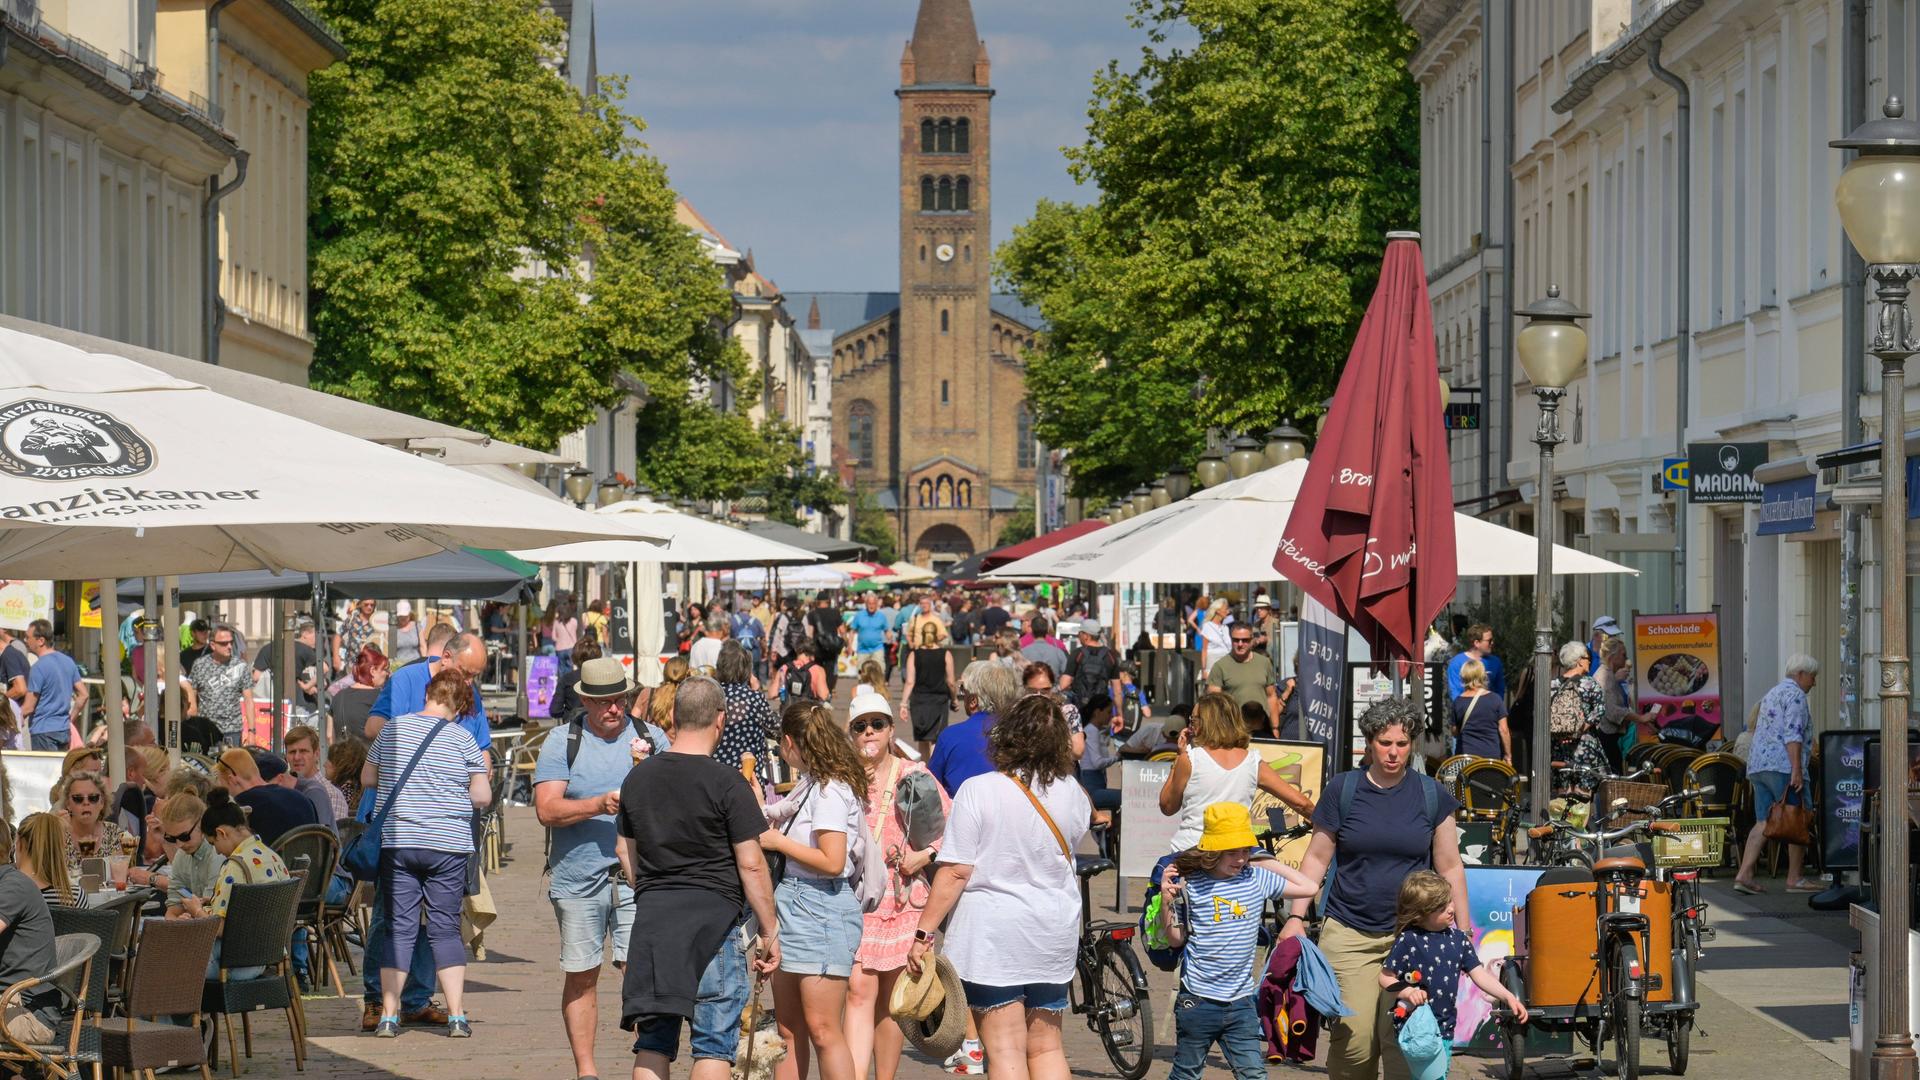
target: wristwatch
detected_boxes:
[914,928,940,944]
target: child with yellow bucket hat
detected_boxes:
[1158,803,1319,1080]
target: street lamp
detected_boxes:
[1150,477,1172,508]
[1833,95,1920,1080]
[1263,422,1309,469]
[596,478,624,508]
[563,467,594,507]
[1164,466,1192,503]
[1195,445,1230,489]
[1130,485,1154,516]
[1226,434,1264,479]
[1514,284,1589,827]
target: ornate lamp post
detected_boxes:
[563,467,595,507]
[1195,445,1230,489]
[596,478,624,508]
[1263,422,1309,469]
[1833,95,1920,1080]
[1514,285,1589,826]
[1129,485,1154,517]
[1164,466,1192,503]
[1150,478,1172,508]
[1226,434,1264,479]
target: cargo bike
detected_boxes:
[1495,787,1720,1080]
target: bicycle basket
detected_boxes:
[1652,817,1729,868]
[1590,780,1669,825]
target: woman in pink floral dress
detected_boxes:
[843,690,951,1080]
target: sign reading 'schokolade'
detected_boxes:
[1686,442,1768,504]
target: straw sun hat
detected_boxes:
[890,952,968,1061]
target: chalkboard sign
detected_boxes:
[607,572,634,655]
[1119,760,1180,878]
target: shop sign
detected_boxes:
[1757,475,1817,536]
[1632,611,1723,733]
[0,581,52,631]
[1660,457,1689,491]
[1686,442,1767,503]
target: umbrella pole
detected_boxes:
[313,577,332,750]
[515,601,530,719]
[279,599,295,749]
[161,578,182,753]
[141,578,159,749]
[100,579,123,784]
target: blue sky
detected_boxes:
[598,0,1153,292]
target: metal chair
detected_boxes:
[1434,754,1474,800]
[0,932,100,1080]
[1458,758,1519,817]
[1625,739,1665,772]
[201,878,305,1076]
[99,916,220,1080]
[47,907,116,1078]
[274,825,347,998]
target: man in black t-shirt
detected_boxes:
[0,626,27,741]
[806,598,844,695]
[0,821,58,1043]
[254,620,320,712]
[616,677,777,1073]
[977,592,1012,637]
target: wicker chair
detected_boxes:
[0,932,100,1080]
[98,916,220,1080]
[200,879,305,1076]
[272,825,345,997]
[47,907,116,1078]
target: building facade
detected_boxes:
[1405,0,1920,738]
[788,0,1040,568]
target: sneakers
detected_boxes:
[944,1043,985,1074]
[373,1017,400,1039]
[447,1015,472,1038]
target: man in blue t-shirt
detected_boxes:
[1444,624,1506,702]
[928,660,1021,796]
[20,621,84,752]
[534,658,668,1080]
[356,629,492,1029]
[844,594,891,674]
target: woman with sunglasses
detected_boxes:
[760,700,871,1080]
[14,813,79,907]
[843,690,952,1080]
[56,770,128,879]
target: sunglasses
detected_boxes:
[212,639,234,647]
[1231,637,1252,644]
[163,828,195,844]
[848,719,893,734]
[69,793,101,805]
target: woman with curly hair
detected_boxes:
[907,693,1091,1080]
[760,700,871,1080]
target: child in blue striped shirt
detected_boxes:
[1159,803,1318,1080]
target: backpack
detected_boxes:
[775,612,804,657]
[811,613,841,659]
[563,712,652,769]
[1319,768,1444,916]
[1065,646,1116,706]
[783,660,822,703]
[1548,681,1588,735]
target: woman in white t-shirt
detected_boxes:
[907,693,1092,1080]
[760,701,871,1080]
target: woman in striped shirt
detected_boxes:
[363,667,492,1039]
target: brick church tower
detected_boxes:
[793,0,1042,568]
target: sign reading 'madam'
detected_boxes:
[1687,442,1768,504]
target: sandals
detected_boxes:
[1785,879,1825,893]
[1732,880,1765,895]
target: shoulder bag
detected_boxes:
[343,717,451,880]
[1456,694,1482,742]
[768,782,814,888]
[1762,789,1815,847]
[1008,773,1075,872]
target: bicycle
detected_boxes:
[1622,785,1722,1074]
[1499,813,1681,1080]
[1071,854,1154,1079]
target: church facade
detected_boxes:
[786,0,1039,569]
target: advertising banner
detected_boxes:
[77,581,102,630]
[1819,729,1876,871]
[525,654,560,720]
[1453,867,1560,1050]
[1632,611,1723,733]
[1292,596,1345,754]
[1248,739,1325,867]
[0,581,52,630]
[1757,475,1817,536]
[1119,760,1180,879]
[1686,442,1767,504]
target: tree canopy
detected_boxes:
[997,0,1419,500]
[306,0,739,451]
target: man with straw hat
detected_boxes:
[534,657,668,1080]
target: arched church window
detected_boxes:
[937,118,954,152]
[917,478,933,508]
[921,176,935,211]
[955,118,970,153]
[940,309,949,333]
[847,400,876,468]
[956,479,972,507]
[1017,403,1036,469]
[937,177,953,211]
[955,177,970,211]
[921,119,935,153]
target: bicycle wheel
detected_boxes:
[1667,1016,1691,1075]
[1611,942,1642,1080]
[1093,942,1153,1080]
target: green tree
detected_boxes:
[306,0,737,449]
[850,489,900,564]
[998,0,1419,500]
[996,493,1036,547]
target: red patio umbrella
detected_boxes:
[1272,232,1457,660]
[978,519,1108,573]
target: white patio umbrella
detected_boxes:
[988,459,1636,583]
[511,498,822,567]
[886,561,937,583]
[724,565,851,591]
[0,325,663,579]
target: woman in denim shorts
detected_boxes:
[760,701,871,1080]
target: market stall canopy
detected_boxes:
[0,327,664,579]
[987,459,1635,584]
[978,519,1107,573]
[114,547,539,603]
[722,564,852,591]
[513,499,822,568]
[886,561,937,583]
[740,519,866,561]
